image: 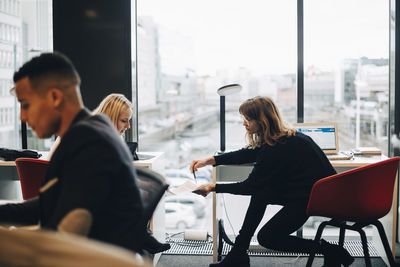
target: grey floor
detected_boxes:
[157,255,387,267]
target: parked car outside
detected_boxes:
[165,193,206,218]
[165,202,196,230]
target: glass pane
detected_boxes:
[389,0,399,239]
[304,0,389,154]
[389,0,397,157]
[304,0,389,237]
[137,0,296,234]
[23,0,53,150]
[0,1,21,149]
[131,0,137,143]
[0,0,53,150]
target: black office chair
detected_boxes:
[135,167,169,223]
[135,167,170,255]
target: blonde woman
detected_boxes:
[93,93,170,254]
[191,96,353,267]
[92,93,132,136]
[47,93,131,159]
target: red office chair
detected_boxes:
[306,157,400,267]
[15,158,49,200]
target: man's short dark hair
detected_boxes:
[13,52,81,88]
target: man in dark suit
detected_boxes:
[0,52,144,252]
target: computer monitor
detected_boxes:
[293,123,339,155]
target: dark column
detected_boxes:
[52,0,132,110]
[297,0,304,123]
[394,0,400,141]
[390,0,399,244]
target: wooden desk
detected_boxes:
[0,152,49,183]
[133,152,164,171]
[0,151,164,179]
[330,154,388,168]
[0,151,163,167]
[211,155,392,262]
[133,152,165,265]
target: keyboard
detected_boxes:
[327,152,354,161]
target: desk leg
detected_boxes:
[392,173,398,257]
[212,167,217,262]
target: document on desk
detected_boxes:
[168,180,198,195]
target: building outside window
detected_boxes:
[0,0,52,150]
[136,0,297,234]
[304,0,389,155]
[136,0,389,239]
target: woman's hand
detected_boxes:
[190,157,216,173]
[192,183,215,197]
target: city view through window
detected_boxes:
[0,1,390,238]
[137,0,389,236]
[0,0,53,151]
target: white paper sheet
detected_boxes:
[168,180,199,195]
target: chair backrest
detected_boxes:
[15,158,49,200]
[307,157,400,222]
[135,167,169,223]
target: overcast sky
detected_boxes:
[138,0,389,76]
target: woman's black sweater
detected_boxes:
[214,132,336,202]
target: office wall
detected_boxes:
[52,0,132,110]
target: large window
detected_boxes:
[304,0,389,154]
[0,0,53,150]
[137,0,297,233]
[136,0,390,238]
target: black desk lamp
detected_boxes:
[215,84,242,257]
[217,84,242,153]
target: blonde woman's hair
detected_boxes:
[239,96,296,148]
[92,93,133,129]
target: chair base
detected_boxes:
[306,219,397,267]
[217,219,234,261]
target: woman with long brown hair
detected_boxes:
[191,96,353,267]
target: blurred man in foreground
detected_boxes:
[0,52,145,253]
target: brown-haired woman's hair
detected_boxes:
[92,93,133,129]
[239,96,296,148]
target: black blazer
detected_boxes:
[0,109,144,252]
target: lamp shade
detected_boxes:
[217,84,242,96]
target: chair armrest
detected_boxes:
[57,208,92,236]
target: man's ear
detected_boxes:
[47,88,64,108]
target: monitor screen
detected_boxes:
[294,123,337,151]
